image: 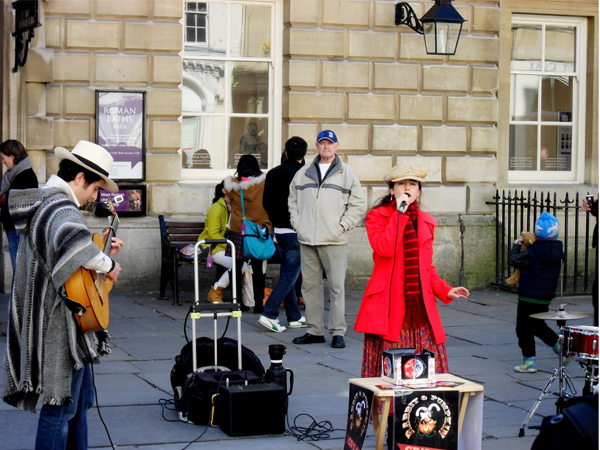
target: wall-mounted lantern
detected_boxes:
[395,0,466,56]
[12,0,41,73]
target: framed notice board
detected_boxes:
[96,90,146,181]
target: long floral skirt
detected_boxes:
[361,322,449,415]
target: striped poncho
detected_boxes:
[1,186,109,412]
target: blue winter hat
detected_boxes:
[535,212,559,240]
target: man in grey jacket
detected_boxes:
[288,130,365,348]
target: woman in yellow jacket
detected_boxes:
[199,181,231,303]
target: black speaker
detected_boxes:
[216,382,287,436]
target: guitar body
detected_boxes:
[64,233,112,333]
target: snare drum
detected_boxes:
[562,325,599,360]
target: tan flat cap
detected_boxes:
[384,163,427,183]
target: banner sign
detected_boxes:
[394,391,459,450]
[96,90,145,181]
[344,383,375,450]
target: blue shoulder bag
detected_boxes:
[240,188,276,260]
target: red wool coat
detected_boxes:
[354,203,453,344]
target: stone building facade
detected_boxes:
[0,0,597,293]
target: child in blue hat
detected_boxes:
[509,212,564,373]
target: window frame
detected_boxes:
[507,14,587,184]
[185,2,209,47]
[180,0,282,182]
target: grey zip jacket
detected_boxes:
[288,154,365,246]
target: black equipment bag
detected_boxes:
[171,336,266,424]
[530,395,598,450]
[170,336,265,392]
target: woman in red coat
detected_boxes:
[354,163,469,378]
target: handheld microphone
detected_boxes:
[398,193,411,213]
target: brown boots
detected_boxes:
[207,285,224,303]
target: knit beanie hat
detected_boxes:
[535,212,559,240]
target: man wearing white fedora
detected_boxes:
[1,140,124,450]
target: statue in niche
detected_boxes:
[239,122,260,155]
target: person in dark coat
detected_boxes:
[509,212,564,373]
[258,137,307,332]
[0,139,38,269]
[582,194,598,326]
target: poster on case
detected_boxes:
[344,383,374,450]
[393,391,459,450]
[96,91,145,181]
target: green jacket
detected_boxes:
[198,197,229,254]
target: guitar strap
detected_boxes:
[26,234,87,317]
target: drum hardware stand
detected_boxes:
[580,359,599,396]
[518,322,577,437]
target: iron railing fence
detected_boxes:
[487,190,596,295]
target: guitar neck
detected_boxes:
[103,213,120,256]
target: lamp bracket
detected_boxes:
[12,28,35,73]
[11,0,41,73]
[395,2,424,35]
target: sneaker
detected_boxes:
[297,297,305,307]
[287,316,306,328]
[258,315,287,333]
[515,357,537,373]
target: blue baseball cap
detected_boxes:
[317,130,338,144]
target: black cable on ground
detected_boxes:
[180,427,209,450]
[157,399,210,450]
[158,397,186,423]
[286,413,346,441]
[90,363,117,450]
[78,324,117,450]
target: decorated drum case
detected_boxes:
[382,348,436,387]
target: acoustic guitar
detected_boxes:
[64,200,120,333]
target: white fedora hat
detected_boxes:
[55,140,119,193]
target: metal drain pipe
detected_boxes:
[458,214,465,286]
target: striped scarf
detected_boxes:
[402,201,427,329]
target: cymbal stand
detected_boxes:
[581,358,599,396]
[518,323,577,437]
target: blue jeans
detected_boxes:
[262,233,302,322]
[6,230,19,271]
[36,364,95,450]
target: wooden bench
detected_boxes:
[158,215,210,305]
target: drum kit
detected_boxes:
[519,304,598,437]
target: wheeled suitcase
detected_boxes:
[172,238,286,434]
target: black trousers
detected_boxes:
[593,248,598,327]
[516,300,559,358]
